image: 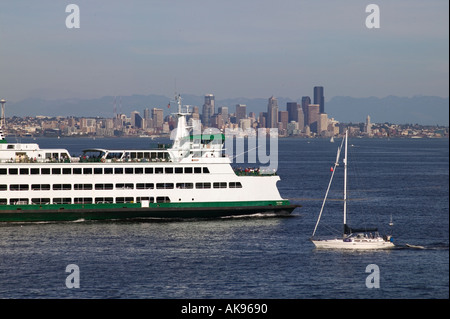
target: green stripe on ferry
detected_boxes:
[0,200,290,211]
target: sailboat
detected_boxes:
[311,130,395,250]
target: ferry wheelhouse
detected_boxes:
[0,96,299,222]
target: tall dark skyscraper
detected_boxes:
[286,102,300,122]
[314,86,325,113]
[202,94,215,126]
[301,96,311,127]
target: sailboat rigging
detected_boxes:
[311,130,395,250]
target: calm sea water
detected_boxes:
[0,136,448,300]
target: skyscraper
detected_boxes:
[152,108,164,129]
[286,102,300,122]
[218,106,229,124]
[301,96,311,127]
[314,86,325,114]
[202,94,215,126]
[308,104,320,133]
[235,104,247,122]
[278,111,289,130]
[267,96,278,128]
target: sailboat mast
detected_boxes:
[343,129,348,233]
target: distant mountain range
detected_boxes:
[7,94,449,126]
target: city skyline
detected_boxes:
[0,1,448,104]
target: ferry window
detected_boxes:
[53,198,71,204]
[136,183,154,189]
[32,184,50,191]
[175,167,183,174]
[41,168,50,175]
[95,197,113,203]
[135,167,143,174]
[114,167,123,174]
[137,152,143,159]
[95,184,113,190]
[10,184,29,191]
[0,185,7,191]
[203,167,210,173]
[125,167,134,174]
[176,183,193,189]
[0,169,6,175]
[156,196,170,203]
[229,182,243,188]
[63,168,72,175]
[213,182,227,189]
[116,197,134,203]
[74,198,92,204]
[11,198,29,205]
[52,168,61,175]
[130,152,137,159]
[31,168,40,175]
[53,184,71,190]
[165,167,173,174]
[31,198,50,205]
[83,168,92,174]
[9,168,18,175]
[116,183,133,189]
[194,167,202,174]
[73,168,82,174]
[145,167,153,174]
[94,168,103,174]
[155,167,163,174]
[104,168,113,174]
[20,168,29,175]
[74,184,92,190]
[195,182,211,189]
[156,183,174,189]
[0,199,7,205]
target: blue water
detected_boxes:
[0,137,448,299]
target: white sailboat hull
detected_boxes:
[311,237,395,250]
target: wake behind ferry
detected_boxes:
[0,95,299,222]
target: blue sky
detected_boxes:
[0,0,448,102]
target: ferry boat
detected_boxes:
[0,95,299,222]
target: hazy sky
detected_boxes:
[0,0,448,102]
